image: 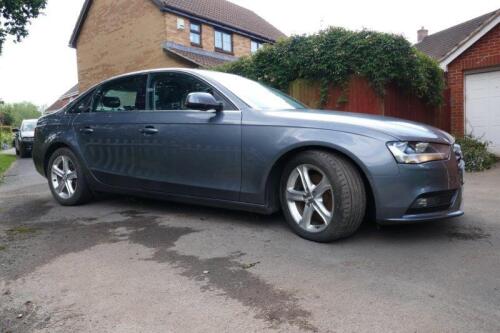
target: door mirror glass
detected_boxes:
[12,128,19,133]
[185,92,223,112]
[102,96,121,109]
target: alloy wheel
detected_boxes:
[51,155,78,200]
[285,164,334,233]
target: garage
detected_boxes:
[465,70,500,155]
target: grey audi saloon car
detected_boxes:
[33,69,464,242]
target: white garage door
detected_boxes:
[465,70,500,155]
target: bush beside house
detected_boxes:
[218,28,445,108]
[456,136,497,172]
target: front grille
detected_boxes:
[406,190,457,215]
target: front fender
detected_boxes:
[241,126,397,205]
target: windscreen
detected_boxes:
[201,71,306,110]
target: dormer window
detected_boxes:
[251,40,264,53]
[215,30,232,53]
[190,23,201,46]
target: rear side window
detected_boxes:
[93,75,147,112]
[150,72,234,111]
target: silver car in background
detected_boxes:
[13,118,38,158]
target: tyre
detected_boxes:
[280,150,366,242]
[47,148,93,206]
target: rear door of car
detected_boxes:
[72,74,147,188]
[135,71,242,201]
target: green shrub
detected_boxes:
[0,102,41,127]
[456,136,497,172]
[216,28,445,107]
[0,129,13,149]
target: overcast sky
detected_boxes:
[0,0,498,107]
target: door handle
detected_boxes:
[139,126,159,135]
[80,127,94,134]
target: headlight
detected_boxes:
[387,142,451,164]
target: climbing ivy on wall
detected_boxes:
[216,27,445,107]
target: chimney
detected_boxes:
[417,27,428,43]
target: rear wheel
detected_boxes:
[280,150,366,242]
[47,148,92,206]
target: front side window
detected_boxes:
[93,75,147,112]
[151,72,233,111]
[251,40,264,53]
[68,90,94,113]
[190,23,201,46]
[214,30,232,53]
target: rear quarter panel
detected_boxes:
[33,112,78,177]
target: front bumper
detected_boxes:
[20,140,34,151]
[374,155,464,224]
[379,188,463,224]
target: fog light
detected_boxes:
[407,190,456,215]
[413,197,429,208]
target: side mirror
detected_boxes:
[12,128,19,133]
[185,92,223,112]
[77,103,90,113]
[102,96,121,109]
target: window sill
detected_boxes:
[214,48,234,56]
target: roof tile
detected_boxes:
[161,0,286,42]
[164,42,237,67]
[415,9,499,60]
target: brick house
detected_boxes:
[47,0,284,112]
[70,0,285,92]
[416,9,500,154]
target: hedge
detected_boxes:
[216,27,445,107]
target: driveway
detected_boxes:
[0,158,499,332]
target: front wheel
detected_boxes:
[47,148,92,206]
[280,150,366,242]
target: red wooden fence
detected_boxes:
[289,77,451,133]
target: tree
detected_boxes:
[0,102,41,126]
[0,0,47,54]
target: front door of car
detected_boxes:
[72,74,147,188]
[136,72,242,201]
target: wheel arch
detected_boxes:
[43,142,72,177]
[264,144,377,220]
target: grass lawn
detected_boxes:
[0,153,16,181]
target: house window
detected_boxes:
[215,30,232,53]
[251,41,264,53]
[190,23,201,46]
